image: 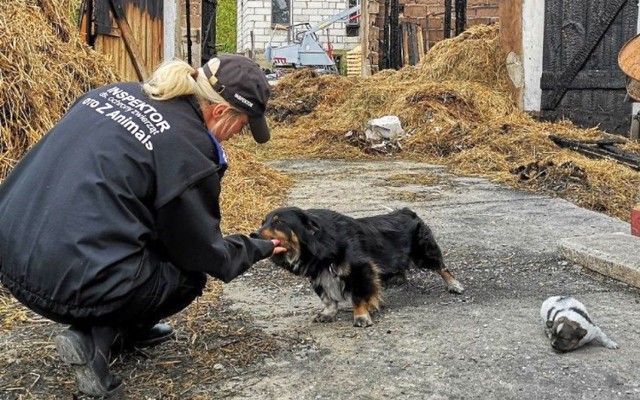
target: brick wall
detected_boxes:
[236,0,361,63]
[375,0,498,50]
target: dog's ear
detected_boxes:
[566,320,586,338]
[295,209,321,235]
[304,214,321,235]
[573,326,588,341]
[290,209,322,255]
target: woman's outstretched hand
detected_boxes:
[271,239,287,255]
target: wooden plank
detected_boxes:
[79,0,89,43]
[407,24,415,65]
[417,26,425,60]
[549,134,640,170]
[424,24,430,52]
[381,0,390,69]
[586,0,604,71]
[498,0,522,54]
[152,13,163,71]
[444,0,452,39]
[545,0,627,109]
[390,0,401,69]
[130,2,143,75]
[361,0,370,77]
[454,0,467,35]
[498,0,522,107]
[542,0,561,73]
[108,0,149,81]
[540,70,627,90]
[402,23,410,66]
[541,103,630,135]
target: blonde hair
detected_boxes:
[142,59,244,123]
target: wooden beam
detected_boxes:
[498,0,523,108]
[361,0,371,77]
[109,0,149,81]
[402,23,409,67]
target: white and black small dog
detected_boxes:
[540,295,618,352]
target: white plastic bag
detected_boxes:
[364,115,405,141]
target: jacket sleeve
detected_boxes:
[155,171,274,283]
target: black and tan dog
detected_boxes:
[251,206,464,327]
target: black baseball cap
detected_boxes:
[202,55,272,143]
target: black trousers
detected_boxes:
[15,257,207,330]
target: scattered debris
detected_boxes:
[364,115,406,141]
[511,160,588,192]
[549,135,640,171]
[344,116,412,155]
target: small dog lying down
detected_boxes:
[540,295,618,352]
[252,206,464,327]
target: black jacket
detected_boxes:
[0,82,273,318]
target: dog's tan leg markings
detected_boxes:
[367,295,381,312]
[352,302,373,328]
[437,268,464,294]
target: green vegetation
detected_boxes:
[216,0,237,53]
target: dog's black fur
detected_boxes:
[252,206,464,327]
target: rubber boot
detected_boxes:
[55,326,123,397]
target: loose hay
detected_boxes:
[0,0,119,180]
[235,24,640,222]
[1,1,293,398]
[380,173,443,186]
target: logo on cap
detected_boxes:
[234,93,254,109]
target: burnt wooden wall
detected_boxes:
[81,0,164,82]
[373,0,499,71]
[541,0,638,135]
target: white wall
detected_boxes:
[236,0,360,59]
[164,0,178,60]
[522,0,545,112]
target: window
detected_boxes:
[347,0,360,27]
[272,0,290,25]
[346,0,360,36]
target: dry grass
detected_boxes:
[381,173,443,186]
[235,24,640,222]
[0,0,119,179]
[220,144,293,233]
[0,2,293,398]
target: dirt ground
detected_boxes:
[2,158,640,399]
[216,159,640,400]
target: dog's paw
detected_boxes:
[313,313,336,323]
[604,340,619,349]
[447,280,465,294]
[353,313,373,328]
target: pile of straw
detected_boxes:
[0,0,119,180]
[221,144,293,233]
[236,24,640,221]
[418,24,511,92]
[1,2,293,397]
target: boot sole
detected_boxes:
[55,330,90,364]
[55,331,123,398]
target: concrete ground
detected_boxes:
[214,159,640,400]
